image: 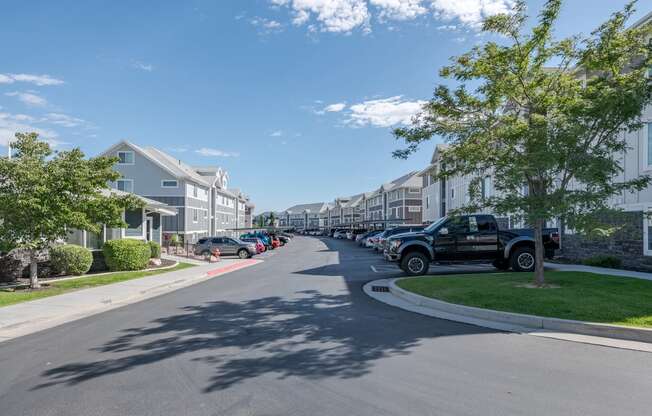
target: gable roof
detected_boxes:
[283,202,327,214]
[383,170,421,191]
[100,141,211,187]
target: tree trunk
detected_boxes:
[29,251,40,289]
[533,218,546,286]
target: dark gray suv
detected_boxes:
[194,237,257,259]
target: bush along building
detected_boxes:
[100,141,253,243]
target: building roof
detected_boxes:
[100,189,177,216]
[101,141,212,187]
[283,202,328,214]
[382,170,421,191]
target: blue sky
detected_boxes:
[0,0,646,212]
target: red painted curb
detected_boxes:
[205,259,260,277]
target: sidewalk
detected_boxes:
[545,262,652,281]
[0,258,260,343]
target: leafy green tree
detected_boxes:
[0,133,143,288]
[268,212,276,227]
[394,0,652,285]
[256,215,265,228]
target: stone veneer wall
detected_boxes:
[561,211,652,272]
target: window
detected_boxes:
[117,151,134,165]
[451,187,455,199]
[193,185,198,198]
[648,123,652,167]
[426,195,430,209]
[645,214,652,256]
[192,209,198,223]
[408,206,421,212]
[117,179,133,193]
[161,180,178,188]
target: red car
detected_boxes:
[241,238,265,254]
[271,237,281,249]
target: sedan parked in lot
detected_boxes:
[333,230,348,239]
[375,225,425,252]
[240,237,266,254]
[195,237,257,258]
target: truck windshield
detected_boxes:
[423,217,447,234]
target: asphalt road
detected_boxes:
[1,237,651,416]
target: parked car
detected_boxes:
[365,231,383,248]
[377,225,424,252]
[359,230,381,246]
[384,214,560,276]
[333,230,348,239]
[195,237,257,259]
[241,232,272,249]
[240,237,265,254]
[277,235,290,245]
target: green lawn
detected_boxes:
[396,271,652,328]
[0,262,196,308]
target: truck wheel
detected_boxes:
[401,252,430,276]
[492,259,510,271]
[238,249,251,259]
[510,247,535,272]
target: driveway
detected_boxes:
[0,237,650,416]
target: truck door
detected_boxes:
[455,215,499,260]
[432,218,461,261]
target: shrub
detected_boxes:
[103,239,151,271]
[148,241,161,259]
[582,255,622,269]
[50,244,93,275]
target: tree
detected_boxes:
[268,212,276,227]
[0,133,143,288]
[256,215,265,228]
[393,0,652,286]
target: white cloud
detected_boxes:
[270,130,283,137]
[195,147,240,157]
[0,111,60,147]
[251,16,283,30]
[42,113,85,128]
[272,0,370,33]
[0,73,64,86]
[5,91,48,107]
[131,60,154,72]
[347,95,425,127]
[370,0,426,20]
[324,102,346,112]
[430,0,515,28]
[268,0,513,32]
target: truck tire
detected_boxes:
[510,247,535,272]
[492,259,510,271]
[401,252,430,276]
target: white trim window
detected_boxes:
[117,151,135,165]
[117,179,134,193]
[408,206,421,212]
[161,179,178,188]
[192,208,199,223]
[647,122,652,168]
[644,213,652,256]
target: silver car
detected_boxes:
[194,237,257,259]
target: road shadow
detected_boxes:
[35,237,495,392]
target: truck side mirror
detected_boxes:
[439,227,449,236]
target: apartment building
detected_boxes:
[279,203,328,229]
[101,141,253,243]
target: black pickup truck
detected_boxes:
[384,214,560,276]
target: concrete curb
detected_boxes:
[389,277,652,344]
[0,259,262,343]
